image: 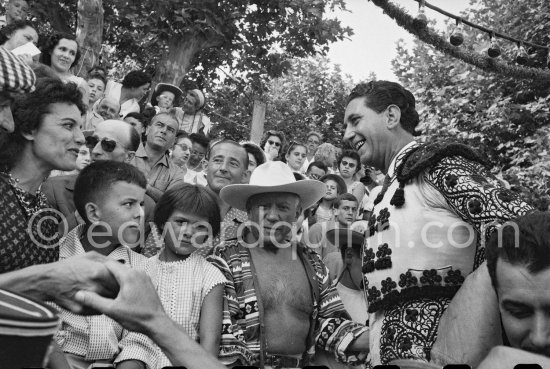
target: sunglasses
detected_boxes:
[267,140,281,147]
[341,160,357,168]
[85,136,119,152]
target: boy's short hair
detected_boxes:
[333,193,358,209]
[74,161,147,223]
[189,132,210,149]
[176,130,189,140]
[307,161,328,173]
[124,112,148,129]
[486,211,550,289]
[86,72,107,87]
[153,184,221,238]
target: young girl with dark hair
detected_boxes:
[122,184,226,368]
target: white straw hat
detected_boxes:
[220,161,326,211]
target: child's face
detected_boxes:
[157,91,175,109]
[96,181,145,247]
[163,210,210,258]
[87,78,105,105]
[323,179,338,200]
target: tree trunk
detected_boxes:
[250,99,266,144]
[152,34,207,88]
[74,0,103,78]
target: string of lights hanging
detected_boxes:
[368,0,550,81]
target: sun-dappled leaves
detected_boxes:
[392,0,550,210]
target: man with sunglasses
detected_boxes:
[43,120,156,239]
[131,109,185,202]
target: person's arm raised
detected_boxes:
[74,259,225,369]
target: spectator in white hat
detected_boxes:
[207,161,369,367]
[149,82,183,113]
[177,88,211,136]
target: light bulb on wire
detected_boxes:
[450,18,464,46]
[487,32,501,58]
[414,0,428,28]
[516,42,529,65]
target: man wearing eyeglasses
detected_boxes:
[300,131,323,173]
[131,109,185,202]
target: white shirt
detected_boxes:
[52,225,155,366]
[122,253,226,369]
[105,80,140,118]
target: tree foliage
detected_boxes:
[29,0,353,90]
[209,56,356,147]
[392,0,550,210]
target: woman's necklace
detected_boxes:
[2,171,48,218]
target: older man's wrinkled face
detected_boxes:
[306,134,321,155]
[247,192,301,250]
[182,93,198,113]
[90,121,133,163]
[497,260,550,357]
[96,98,120,120]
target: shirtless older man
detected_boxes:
[208,161,369,368]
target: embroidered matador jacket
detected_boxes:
[362,141,533,366]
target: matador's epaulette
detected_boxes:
[376,142,489,208]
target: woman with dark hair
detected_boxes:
[125,184,226,364]
[241,141,266,175]
[259,129,286,161]
[0,78,87,273]
[285,141,308,173]
[40,33,81,82]
[40,32,89,106]
[104,70,152,118]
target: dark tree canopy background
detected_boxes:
[24,0,353,89]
